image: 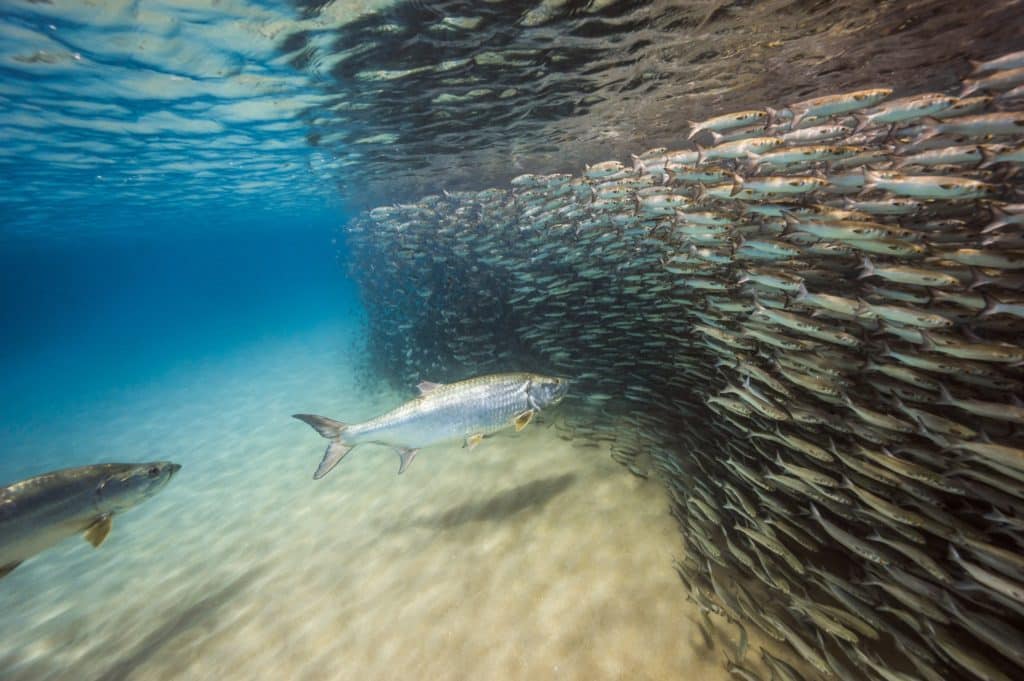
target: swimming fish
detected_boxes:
[0,462,180,579]
[343,45,1024,681]
[294,373,569,478]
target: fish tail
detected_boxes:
[851,113,871,135]
[860,167,880,195]
[977,144,999,169]
[857,256,875,280]
[742,151,761,174]
[293,414,354,479]
[979,291,1002,317]
[917,117,943,143]
[794,280,809,301]
[788,106,807,129]
[694,181,708,202]
[729,172,744,197]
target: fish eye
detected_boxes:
[147,466,160,478]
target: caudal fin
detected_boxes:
[293,414,353,479]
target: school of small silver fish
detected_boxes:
[342,50,1024,680]
[300,0,1021,208]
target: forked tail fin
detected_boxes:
[293,414,353,479]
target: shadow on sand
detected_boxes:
[93,567,266,681]
[418,473,577,530]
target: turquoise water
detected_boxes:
[0,5,711,676]
[4,1,1024,680]
[0,264,706,681]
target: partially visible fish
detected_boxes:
[0,462,181,579]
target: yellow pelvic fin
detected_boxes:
[466,433,484,449]
[514,410,535,432]
[84,514,112,548]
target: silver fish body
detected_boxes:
[0,462,180,579]
[295,373,568,478]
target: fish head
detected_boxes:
[526,375,569,409]
[94,461,181,514]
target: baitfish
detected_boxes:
[344,44,1024,681]
[0,462,181,579]
[294,373,569,478]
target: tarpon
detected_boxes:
[295,373,569,478]
[0,461,181,579]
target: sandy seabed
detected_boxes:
[0,323,730,681]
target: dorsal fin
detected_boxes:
[417,381,443,396]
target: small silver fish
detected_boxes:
[688,109,768,139]
[784,88,893,127]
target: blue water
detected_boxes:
[0,2,701,668]
[0,211,358,440]
[1,217,354,422]
[20,1,1012,679]
[0,206,696,680]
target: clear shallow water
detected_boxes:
[0,223,353,430]
[0,0,733,663]
[4,1,1024,680]
[0,322,725,681]
[1,0,343,237]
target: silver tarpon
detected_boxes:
[0,461,180,579]
[294,372,569,478]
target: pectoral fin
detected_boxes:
[396,448,418,475]
[0,561,22,579]
[465,433,484,449]
[513,410,535,432]
[84,515,112,548]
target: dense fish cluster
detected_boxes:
[291,0,1023,207]
[343,51,1024,680]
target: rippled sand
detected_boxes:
[0,323,730,681]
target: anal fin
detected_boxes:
[84,514,112,548]
[514,410,535,432]
[0,561,22,579]
[396,448,418,475]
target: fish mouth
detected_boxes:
[166,462,182,477]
